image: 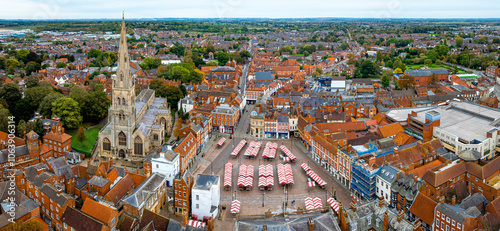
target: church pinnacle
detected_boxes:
[116,11,132,88]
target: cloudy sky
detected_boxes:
[1,0,500,19]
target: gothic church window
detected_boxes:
[134,136,143,155]
[118,132,127,146]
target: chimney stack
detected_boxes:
[379,196,385,208]
[350,198,357,212]
[413,219,422,231]
[397,210,404,222]
[451,195,456,205]
[383,211,389,231]
[308,218,315,231]
[394,147,399,155]
[263,225,268,231]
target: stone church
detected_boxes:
[96,14,172,160]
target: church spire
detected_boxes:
[116,11,132,88]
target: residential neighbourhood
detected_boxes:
[1,6,500,231]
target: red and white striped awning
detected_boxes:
[308,170,327,186]
[352,195,363,205]
[224,162,232,187]
[231,200,241,214]
[258,176,266,187]
[231,140,247,156]
[246,165,254,178]
[327,197,339,213]
[187,220,206,228]
[237,176,246,186]
[307,181,316,187]
[239,164,247,177]
[305,197,314,211]
[266,176,274,186]
[245,177,253,187]
[224,172,232,187]
[280,145,297,160]
[217,137,226,146]
[300,162,311,172]
[313,196,322,209]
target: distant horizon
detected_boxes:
[2,0,500,20]
[2,17,500,21]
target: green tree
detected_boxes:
[0,105,9,133]
[381,75,390,88]
[23,85,53,110]
[15,49,29,63]
[398,74,415,90]
[56,62,67,68]
[17,120,26,137]
[52,97,82,129]
[0,83,22,109]
[69,85,87,106]
[340,42,349,50]
[81,84,110,122]
[5,58,19,69]
[140,57,161,70]
[155,85,184,110]
[13,99,34,123]
[77,126,87,143]
[179,84,187,96]
[455,36,464,48]
[215,52,230,65]
[39,92,64,118]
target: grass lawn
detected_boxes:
[67,126,102,157]
[406,64,467,73]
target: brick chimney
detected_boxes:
[397,210,404,222]
[56,186,63,195]
[413,219,422,231]
[308,218,315,231]
[438,196,445,203]
[350,198,357,212]
[394,147,399,155]
[263,225,268,231]
[379,196,385,208]
[451,195,456,205]
[383,211,389,231]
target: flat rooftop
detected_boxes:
[386,106,434,122]
[413,102,500,143]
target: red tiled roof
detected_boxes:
[409,192,437,225]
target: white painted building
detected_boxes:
[145,144,180,187]
[376,165,400,204]
[191,174,220,219]
[178,96,195,113]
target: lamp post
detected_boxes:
[262,191,265,207]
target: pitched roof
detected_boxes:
[62,206,105,231]
[81,198,118,225]
[138,209,169,231]
[377,123,404,138]
[103,174,136,205]
[409,192,437,225]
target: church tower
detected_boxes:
[110,12,137,158]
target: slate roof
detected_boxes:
[40,184,73,207]
[193,174,219,190]
[377,165,400,184]
[459,193,488,210]
[88,175,110,188]
[46,157,76,179]
[436,203,480,224]
[254,71,274,81]
[121,173,167,209]
[61,206,105,231]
